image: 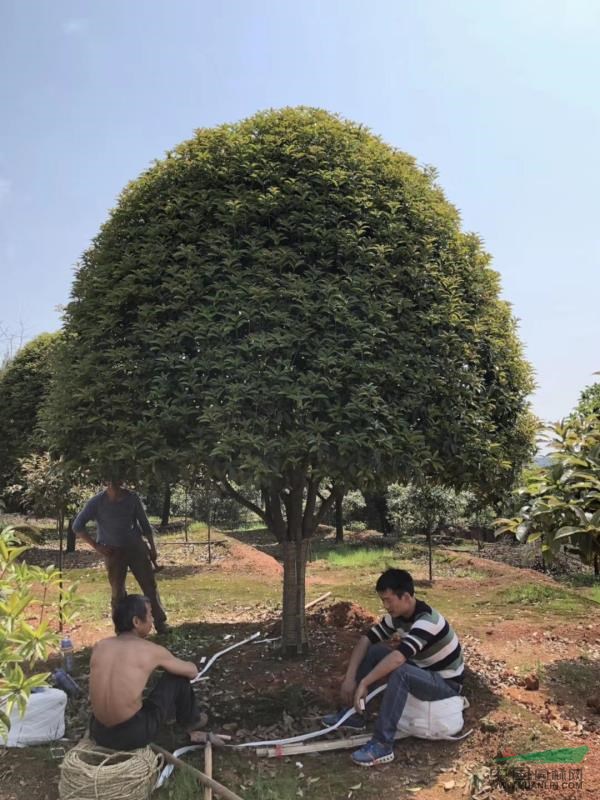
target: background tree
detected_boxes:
[45,107,534,653]
[572,380,600,418]
[0,332,62,507]
[9,454,91,556]
[496,414,600,574]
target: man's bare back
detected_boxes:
[90,633,198,727]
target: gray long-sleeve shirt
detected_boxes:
[73,490,152,547]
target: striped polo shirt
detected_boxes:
[365,599,464,683]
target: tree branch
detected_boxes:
[218,479,266,523]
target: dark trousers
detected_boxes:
[105,537,167,627]
[357,644,461,745]
[90,673,197,750]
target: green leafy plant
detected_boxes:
[495,414,600,571]
[0,525,80,738]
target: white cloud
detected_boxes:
[62,19,89,36]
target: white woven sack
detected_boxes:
[396,693,469,740]
[0,687,67,747]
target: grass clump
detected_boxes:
[322,545,398,569]
[501,584,569,605]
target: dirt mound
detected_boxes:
[311,600,377,630]
[219,537,283,578]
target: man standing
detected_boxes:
[73,480,168,634]
[322,568,464,766]
[90,595,204,749]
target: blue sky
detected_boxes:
[1,0,599,424]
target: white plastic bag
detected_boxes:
[1,688,67,747]
[396,693,469,739]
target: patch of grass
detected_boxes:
[317,545,398,569]
[492,582,594,619]
[501,584,570,605]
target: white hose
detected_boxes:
[190,632,260,684]
[233,684,387,749]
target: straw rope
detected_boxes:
[59,739,162,800]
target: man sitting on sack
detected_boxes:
[89,595,206,750]
[322,568,464,766]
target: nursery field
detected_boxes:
[1,528,599,800]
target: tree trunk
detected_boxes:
[58,509,65,632]
[594,553,599,576]
[66,517,76,553]
[363,491,391,535]
[334,490,344,544]
[427,528,433,582]
[160,484,171,527]
[281,537,309,656]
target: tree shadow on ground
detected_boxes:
[545,657,600,714]
[4,617,503,800]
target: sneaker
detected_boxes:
[321,710,366,730]
[351,739,394,766]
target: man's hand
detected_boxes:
[95,543,114,558]
[353,680,368,714]
[340,676,357,706]
[148,543,158,562]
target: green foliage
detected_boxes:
[341,489,366,524]
[495,415,600,566]
[0,332,62,502]
[0,526,79,738]
[44,107,535,649]
[572,381,600,418]
[387,481,491,536]
[7,452,92,535]
[47,106,533,500]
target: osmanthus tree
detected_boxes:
[45,108,535,653]
[0,332,62,504]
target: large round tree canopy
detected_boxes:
[48,107,534,494]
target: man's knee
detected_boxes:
[387,662,413,686]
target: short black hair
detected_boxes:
[113,595,150,633]
[375,568,414,597]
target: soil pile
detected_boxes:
[311,600,377,630]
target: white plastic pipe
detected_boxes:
[233,684,387,749]
[191,632,260,684]
[157,685,387,786]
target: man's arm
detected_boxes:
[353,649,406,712]
[155,646,199,680]
[339,635,371,704]
[72,498,113,557]
[134,495,157,557]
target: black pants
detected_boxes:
[90,673,198,750]
[105,538,167,629]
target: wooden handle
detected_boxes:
[204,741,213,800]
[150,743,243,800]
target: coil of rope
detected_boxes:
[59,738,162,800]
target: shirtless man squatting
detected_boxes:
[89,594,206,750]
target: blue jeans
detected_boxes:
[357,643,460,745]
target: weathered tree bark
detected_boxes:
[334,488,344,543]
[281,537,309,655]
[160,484,171,527]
